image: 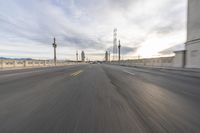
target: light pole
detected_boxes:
[108,51,111,62]
[76,51,78,62]
[52,37,57,66]
[118,40,121,61]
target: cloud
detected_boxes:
[106,45,139,55]
[0,0,187,60]
[121,46,137,54]
[159,43,185,55]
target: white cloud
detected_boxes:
[0,0,187,60]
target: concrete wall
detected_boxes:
[187,0,200,41]
[1,60,15,68]
[0,60,81,69]
[185,0,200,68]
[186,42,200,68]
[111,56,176,68]
[110,53,190,68]
[173,51,186,68]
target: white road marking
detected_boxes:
[181,90,195,96]
[70,70,83,76]
[123,70,136,76]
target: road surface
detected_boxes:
[0,64,200,133]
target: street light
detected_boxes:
[52,37,57,66]
[76,51,78,62]
[118,40,121,61]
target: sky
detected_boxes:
[0,0,187,60]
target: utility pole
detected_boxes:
[76,51,78,62]
[52,37,57,66]
[118,40,121,61]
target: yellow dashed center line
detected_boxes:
[70,70,83,77]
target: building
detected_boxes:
[185,0,200,68]
[81,51,85,62]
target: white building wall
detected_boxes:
[173,51,185,67]
[187,0,200,41]
[186,0,200,68]
[186,42,200,68]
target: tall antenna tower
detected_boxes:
[113,28,117,61]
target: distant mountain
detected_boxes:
[0,57,8,60]
[0,57,32,60]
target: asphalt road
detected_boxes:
[0,64,200,133]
